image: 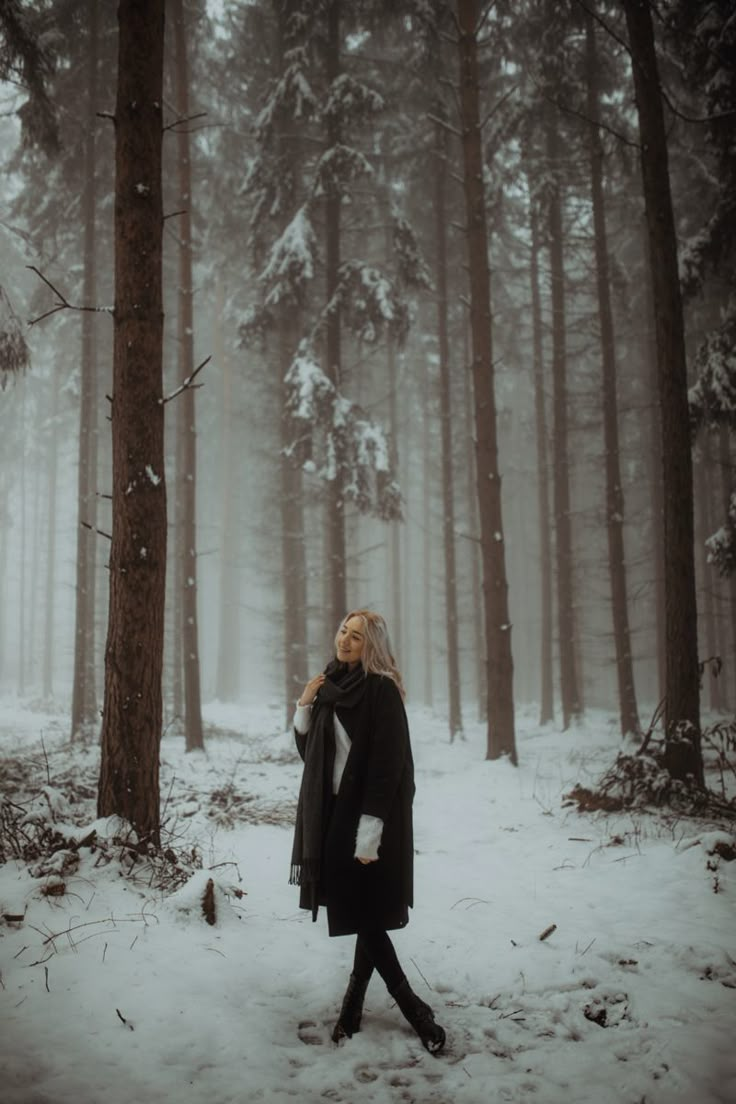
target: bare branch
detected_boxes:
[81,521,112,541]
[163,209,187,222]
[26,267,113,327]
[161,354,211,405]
[475,0,498,36]
[479,85,517,131]
[427,111,462,138]
[543,90,640,150]
[163,111,207,133]
[96,111,116,123]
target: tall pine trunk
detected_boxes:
[214,281,241,702]
[434,122,462,740]
[528,195,554,725]
[622,0,701,779]
[585,11,640,738]
[172,0,203,752]
[98,0,167,843]
[43,366,61,700]
[456,0,516,763]
[323,0,346,637]
[544,97,581,730]
[71,0,99,739]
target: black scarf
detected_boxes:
[289,660,367,919]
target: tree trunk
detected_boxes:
[422,353,433,708]
[622,0,701,780]
[456,0,516,763]
[214,280,241,702]
[718,425,736,709]
[585,10,640,738]
[544,100,581,730]
[71,0,99,739]
[528,193,554,726]
[172,0,203,752]
[463,320,485,721]
[98,0,167,844]
[695,443,721,712]
[42,365,61,700]
[642,216,666,706]
[18,380,27,696]
[323,0,346,638]
[434,121,462,740]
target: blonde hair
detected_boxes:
[335,609,406,699]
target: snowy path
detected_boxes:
[1,702,735,1104]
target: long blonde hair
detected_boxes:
[335,609,406,699]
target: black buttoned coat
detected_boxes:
[294,673,415,937]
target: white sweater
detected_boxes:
[294,702,383,860]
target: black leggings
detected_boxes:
[353,929,404,993]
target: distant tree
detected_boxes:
[98,0,167,843]
[622,0,701,781]
[170,0,204,752]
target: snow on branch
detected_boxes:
[321,74,384,127]
[688,310,736,434]
[314,144,373,198]
[325,261,410,347]
[26,266,113,326]
[284,345,403,522]
[255,46,316,141]
[261,206,318,307]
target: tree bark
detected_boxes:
[528,194,554,726]
[323,0,346,638]
[544,97,581,730]
[71,0,99,739]
[695,443,721,712]
[42,365,60,700]
[585,10,640,738]
[172,0,203,752]
[98,0,167,843]
[434,121,462,740]
[214,280,241,702]
[456,0,516,763]
[622,0,701,779]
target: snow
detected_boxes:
[145,464,161,486]
[1,699,735,1104]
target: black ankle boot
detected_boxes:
[332,972,370,1043]
[391,977,446,1055]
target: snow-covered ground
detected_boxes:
[1,698,735,1104]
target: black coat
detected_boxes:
[294,673,415,937]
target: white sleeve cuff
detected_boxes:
[355,814,384,860]
[293,702,312,735]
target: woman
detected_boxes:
[289,609,446,1054]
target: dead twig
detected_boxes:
[161,355,210,404]
[26,266,113,326]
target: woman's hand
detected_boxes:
[298,673,326,707]
[356,856,378,865]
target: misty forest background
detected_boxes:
[0,0,734,841]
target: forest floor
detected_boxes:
[0,697,735,1104]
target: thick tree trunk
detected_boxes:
[463,321,485,721]
[528,196,554,726]
[622,0,701,780]
[585,11,640,738]
[323,0,346,638]
[718,426,736,709]
[544,101,581,730]
[642,218,666,706]
[434,122,462,740]
[71,0,99,739]
[18,381,27,696]
[98,0,167,844]
[456,0,516,763]
[172,0,203,752]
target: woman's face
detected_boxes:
[336,616,365,668]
